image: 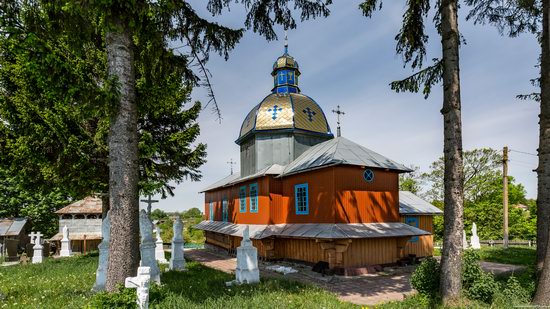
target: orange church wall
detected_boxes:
[401,215,434,257]
[278,168,336,224]
[334,166,400,223]
[203,165,401,224]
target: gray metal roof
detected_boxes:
[194,221,430,239]
[399,191,443,215]
[0,218,28,237]
[200,164,285,192]
[280,137,412,176]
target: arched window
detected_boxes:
[88,215,97,219]
[74,214,85,220]
[61,214,72,220]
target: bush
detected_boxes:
[462,250,483,289]
[411,257,440,298]
[466,271,498,303]
[493,276,531,307]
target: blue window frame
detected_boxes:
[239,186,247,213]
[209,201,214,221]
[295,183,309,215]
[222,198,228,222]
[250,183,258,213]
[363,169,375,182]
[405,216,419,243]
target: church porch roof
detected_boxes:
[399,191,443,215]
[194,221,430,240]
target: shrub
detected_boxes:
[462,249,483,289]
[86,285,136,309]
[466,271,498,303]
[411,257,440,298]
[493,276,531,307]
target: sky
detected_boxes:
[140,1,541,213]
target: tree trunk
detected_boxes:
[439,0,465,303]
[105,16,140,292]
[533,1,550,305]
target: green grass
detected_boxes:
[433,246,535,266]
[0,254,358,309]
[476,246,535,266]
[0,254,97,308]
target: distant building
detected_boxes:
[513,204,529,211]
[49,196,103,254]
[0,218,31,258]
[195,43,443,271]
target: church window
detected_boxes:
[209,201,214,221]
[222,199,228,222]
[295,183,309,215]
[239,186,247,213]
[363,169,375,182]
[250,183,258,213]
[405,216,419,242]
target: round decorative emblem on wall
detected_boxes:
[363,169,375,182]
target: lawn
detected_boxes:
[433,246,535,266]
[0,254,358,309]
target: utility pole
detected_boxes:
[141,195,159,217]
[227,158,236,175]
[332,105,345,137]
[503,146,509,249]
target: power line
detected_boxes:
[509,149,538,157]
[509,159,537,166]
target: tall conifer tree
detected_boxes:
[360,0,465,301]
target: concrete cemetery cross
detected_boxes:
[125,266,151,309]
[154,226,168,264]
[31,232,44,264]
[28,232,40,245]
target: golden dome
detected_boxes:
[237,93,332,143]
[272,54,300,75]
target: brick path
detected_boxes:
[185,249,528,306]
[185,249,413,306]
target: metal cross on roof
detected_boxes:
[303,107,316,122]
[141,195,159,216]
[227,158,237,175]
[332,105,345,137]
[268,105,283,120]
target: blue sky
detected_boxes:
[141,1,540,213]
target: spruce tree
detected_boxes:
[360,0,465,302]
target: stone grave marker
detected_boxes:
[60,225,72,257]
[93,210,111,291]
[169,217,185,271]
[31,232,44,264]
[139,210,160,284]
[470,222,481,249]
[463,230,469,249]
[125,266,151,309]
[227,226,260,285]
[154,226,168,264]
[19,253,29,265]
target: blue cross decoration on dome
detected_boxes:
[268,105,283,120]
[303,107,316,122]
[363,169,375,182]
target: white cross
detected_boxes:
[29,232,42,245]
[34,232,43,245]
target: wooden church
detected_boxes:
[196,41,442,271]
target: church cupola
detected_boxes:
[271,34,300,94]
[237,34,333,177]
